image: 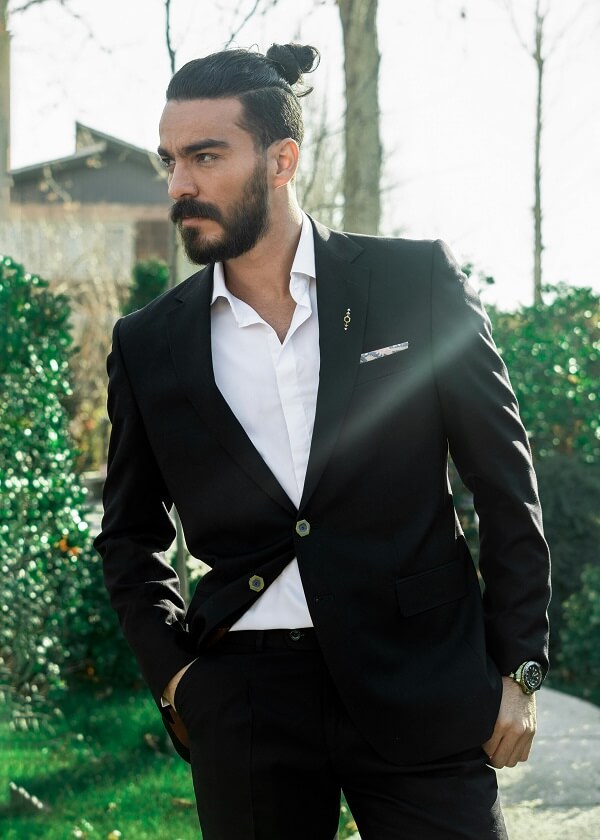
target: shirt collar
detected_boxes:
[211,212,315,314]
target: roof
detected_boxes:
[9,123,158,177]
[9,143,107,176]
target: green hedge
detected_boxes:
[0,256,137,725]
[557,564,600,702]
[535,456,600,653]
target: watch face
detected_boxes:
[522,661,543,692]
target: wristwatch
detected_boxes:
[510,661,544,694]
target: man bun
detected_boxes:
[266,43,320,93]
[167,44,320,148]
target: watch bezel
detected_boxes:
[521,661,543,693]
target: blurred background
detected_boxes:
[0,1,599,838]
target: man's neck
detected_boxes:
[222,203,305,343]
[223,205,303,304]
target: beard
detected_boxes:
[169,158,270,265]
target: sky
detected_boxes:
[6,0,600,309]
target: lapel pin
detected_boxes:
[343,308,352,331]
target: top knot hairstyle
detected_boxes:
[166,43,320,150]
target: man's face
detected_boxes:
[158,98,270,264]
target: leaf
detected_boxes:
[171,797,195,809]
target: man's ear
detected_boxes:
[270,138,299,188]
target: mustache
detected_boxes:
[169,199,224,225]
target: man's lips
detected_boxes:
[180,216,218,227]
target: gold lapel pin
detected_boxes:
[343,308,352,331]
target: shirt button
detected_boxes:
[295,519,311,537]
[248,575,265,592]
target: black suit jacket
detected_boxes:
[95,219,550,765]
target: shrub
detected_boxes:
[0,256,137,725]
[122,258,169,316]
[0,256,92,721]
[557,564,600,700]
[535,456,600,653]
[489,283,599,465]
[454,285,599,652]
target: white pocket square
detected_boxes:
[360,342,409,364]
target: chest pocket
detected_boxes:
[355,346,414,384]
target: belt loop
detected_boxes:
[255,630,265,651]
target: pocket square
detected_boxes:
[360,342,409,364]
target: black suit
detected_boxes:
[95,219,550,833]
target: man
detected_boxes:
[95,43,550,839]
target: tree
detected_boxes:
[0,0,11,217]
[249,0,383,233]
[501,0,595,303]
[1,0,104,217]
[531,0,545,306]
[296,91,344,228]
[164,0,191,602]
[336,0,382,233]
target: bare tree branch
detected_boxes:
[498,0,530,53]
[10,0,111,53]
[223,0,280,49]
[165,0,176,74]
[299,96,330,208]
[546,0,595,57]
[499,0,597,59]
[9,0,59,13]
[223,0,261,49]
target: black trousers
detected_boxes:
[173,629,508,840]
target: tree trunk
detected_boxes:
[533,2,544,305]
[337,0,381,234]
[0,0,12,219]
[164,0,189,602]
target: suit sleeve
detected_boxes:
[93,318,196,705]
[430,240,550,676]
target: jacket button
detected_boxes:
[295,519,311,537]
[248,575,265,592]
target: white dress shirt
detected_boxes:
[210,212,318,630]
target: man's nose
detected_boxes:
[167,163,198,201]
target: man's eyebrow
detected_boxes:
[157,139,231,158]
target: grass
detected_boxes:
[0,682,199,839]
[0,682,359,839]
[4,676,596,839]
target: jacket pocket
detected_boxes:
[395,557,467,617]
[355,348,414,384]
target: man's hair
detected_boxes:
[166,43,320,150]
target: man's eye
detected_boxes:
[197,153,217,163]
[160,158,173,169]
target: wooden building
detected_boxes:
[1,122,174,285]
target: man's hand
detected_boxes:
[163,659,197,711]
[483,676,537,768]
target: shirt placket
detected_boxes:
[267,299,312,505]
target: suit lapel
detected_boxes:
[300,220,369,507]
[167,266,296,515]
[166,220,369,516]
